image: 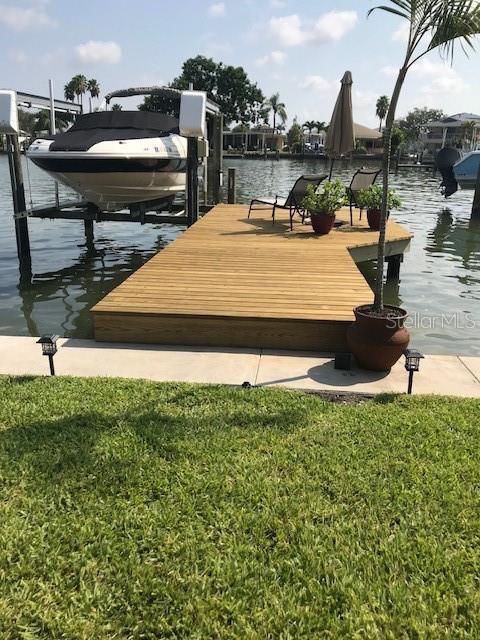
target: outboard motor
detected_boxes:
[436,146,461,197]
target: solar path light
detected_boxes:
[36,335,59,376]
[404,349,424,395]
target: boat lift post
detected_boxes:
[0,90,31,278]
[6,133,32,277]
[180,88,210,227]
[2,87,83,274]
[186,137,199,226]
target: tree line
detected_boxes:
[16,57,460,150]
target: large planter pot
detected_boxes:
[347,304,410,371]
[310,213,335,235]
[366,209,390,231]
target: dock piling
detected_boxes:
[186,137,199,226]
[386,254,403,280]
[6,134,32,275]
[227,168,236,204]
[84,219,94,242]
[207,114,223,204]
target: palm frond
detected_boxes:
[426,0,480,62]
[370,0,480,65]
[368,5,409,19]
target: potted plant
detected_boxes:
[356,184,401,231]
[347,0,480,372]
[302,180,346,235]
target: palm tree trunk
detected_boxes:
[373,67,407,311]
[273,112,276,134]
[378,118,383,133]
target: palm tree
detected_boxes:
[302,120,316,142]
[70,74,88,110]
[376,95,390,132]
[462,120,478,150]
[314,121,327,145]
[111,103,123,111]
[368,0,480,312]
[34,109,73,135]
[64,81,75,102]
[87,78,100,112]
[33,110,51,134]
[266,93,287,133]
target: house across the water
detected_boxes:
[223,122,382,155]
[422,113,480,154]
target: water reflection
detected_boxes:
[357,260,403,308]
[426,208,480,293]
[16,231,173,338]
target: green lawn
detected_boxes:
[1,377,480,639]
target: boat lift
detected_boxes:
[1,84,223,279]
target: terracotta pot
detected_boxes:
[311,213,335,235]
[366,209,390,231]
[347,304,410,371]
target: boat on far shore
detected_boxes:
[27,110,188,211]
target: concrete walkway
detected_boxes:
[1,336,479,398]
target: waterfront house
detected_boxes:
[353,123,383,154]
[223,125,285,152]
[422,113,480,154]
[303,129,327,151]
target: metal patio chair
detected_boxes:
[248,174,328,231]
[347,168,382,225]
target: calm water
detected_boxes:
[1,154,479,355]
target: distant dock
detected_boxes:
[92,204,413,351]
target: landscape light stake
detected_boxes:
[36,335,59,376]
[404,349,424,395]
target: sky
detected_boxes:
[1,0,480,128]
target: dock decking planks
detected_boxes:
[92,204,413,350]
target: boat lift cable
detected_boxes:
[25,154,34,208]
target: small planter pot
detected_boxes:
[366,208,390,231]
[310,213,335,235]
[347,304,410,371]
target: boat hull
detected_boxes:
[453,151,480,190]
[27,116,188,211]
[30,156,187,210]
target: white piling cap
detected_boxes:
[0,90,19,134]
[179,91,206,138]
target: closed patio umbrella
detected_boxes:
[325,71,355,179]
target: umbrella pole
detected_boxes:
[328,157,335,180]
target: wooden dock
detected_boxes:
[92,204,413,351]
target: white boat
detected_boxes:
[27,110,188,211]
[453,150,480,190]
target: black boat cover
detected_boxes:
[49,111,180,152]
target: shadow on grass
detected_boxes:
[4,375,39,385]
[0,389,315,493]
[373,393,403,404]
